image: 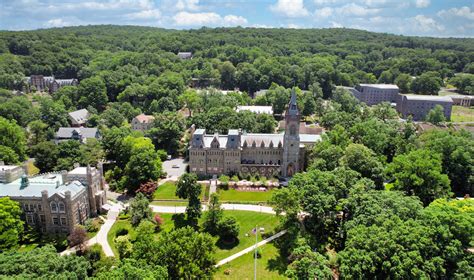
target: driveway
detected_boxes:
[162,158,187,179]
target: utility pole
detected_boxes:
[254,225,257,280]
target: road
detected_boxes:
[162,158,187,178]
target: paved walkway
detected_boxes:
[60,202,123,257]
[215,230,287,267]
[150,203,275,214]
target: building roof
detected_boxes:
[55,79,77,86]
[300,134,322,143]
[359,84,399,89]
[177,52,192,59]
[236,106,274,114]
[133,114,155,123]
[241,133,284,148]
[0,172,85,199]
[56,127,99,139]
[68,109,89,124]
[402,94,453,102]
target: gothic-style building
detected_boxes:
[188,90,321,177]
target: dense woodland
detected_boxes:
[0,26,473,279]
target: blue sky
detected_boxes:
[1,0,473,37]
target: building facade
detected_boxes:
[397,94,453,121]
[25,75,78,93]
[0,165,106,234]
[131,114,155,132]
[188,91,321,177]
[55,127,101,144]
[351,84,400,105]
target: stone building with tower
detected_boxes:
[0,164,106,234]
[188,90,321,178]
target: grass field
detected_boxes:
[215,243,286,280]
[217,189,274,204]
[150,200,189,206]
[451,106,474,122]
[108,211,279,261]
[153,182,209,201]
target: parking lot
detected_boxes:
[162,158,187,179]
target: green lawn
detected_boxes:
[215,242,286,280]
[217,189,275,204]
[108,211,279,261]
[451,106,474,122]
[153,182,209,201]
[150,200,189,206]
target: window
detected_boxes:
[53,217,59,225]
[59,202,65,213]
[29,204,34,211]
[26,215,34,224]
[40,215,45,223]
[50,202,58,213]
[38,204,42,211]
[60,217,67,225]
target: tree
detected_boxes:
[147,112,185,155]
[67,225,87,252]
[411,72,442,95]
[0,197,24,250]
[178,89,202,117]
[386,149,451,205]
[121,136,163,192]
[419,129,474,196]
[28,120,50,146]
[371,102,398,121]
[114,235,132,259]
[0,145,19,165]
[136,181,158,199]
[285,243,332,280]
[217,216,240,242]
[449,74,474,95]
[0,245,90,279]
[129,192,153,227]
[29,141,59,172]
[78,77,108,111]
[301,92,317,116]
[95,259,168,279]
[395,73,411,93]
[0,117,27,162]
[156,227,216,279]
[219,61,236,89]
[176,173,202,226]
[38,98,69,129]
[340,144,384,188]
[202,193,223,235]
[426,104,446,124]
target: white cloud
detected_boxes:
[44,18,73,27]
[287,23,300,29]
[415,0,430,8]
[126,9,161,20]
[330,21,343,28]
[438,6,474,21]
[60,0,154,11]
[315,7,333,18]
[411,14,444,32]
[223,15,248,26]
[175,0,200,11]
[314,0,340,5]
[173,11,247,26]
[270,0,309,18]
[336,3,380,17]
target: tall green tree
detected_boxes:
[0,197,24,250]
[129,192,153,227]
[386,149,451,205]
[78,77,108,111]
[176,173,202,226]
[426,104,446,124]
[0,117,27,162]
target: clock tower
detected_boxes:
[282,89,300,177]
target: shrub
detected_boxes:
[67,225,87,252]
[115,235,132,259]
[154,214,164,231]
[84,218,101,232]
[136,181,158,198]
[218,216,240,242]
[219,175,230,186]
[115,227,129,237]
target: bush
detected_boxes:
[115,227,129,237]
[84,218,102,233]
[154,214,164,231]
[136,181,158,198]
[115,235,132,259]
[218,216,240,242]
[219,175,230,186]
[67,225,87,251]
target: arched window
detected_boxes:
[58,202,65,213]
[50,202,58,213]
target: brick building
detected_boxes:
[397,94,453,121]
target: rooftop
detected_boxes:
[236,105,273,114]
[0,171,85,199]
[402,94,453,102]
[134,114,155,123]
[56,127,99,139]
[359,84,399,89]
[68,108,89,123]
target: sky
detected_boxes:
[0,0,473,37]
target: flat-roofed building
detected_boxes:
[0,164,105,234]
[236,105,274,115]
[351,84,399,105]
[397,94,453,121]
